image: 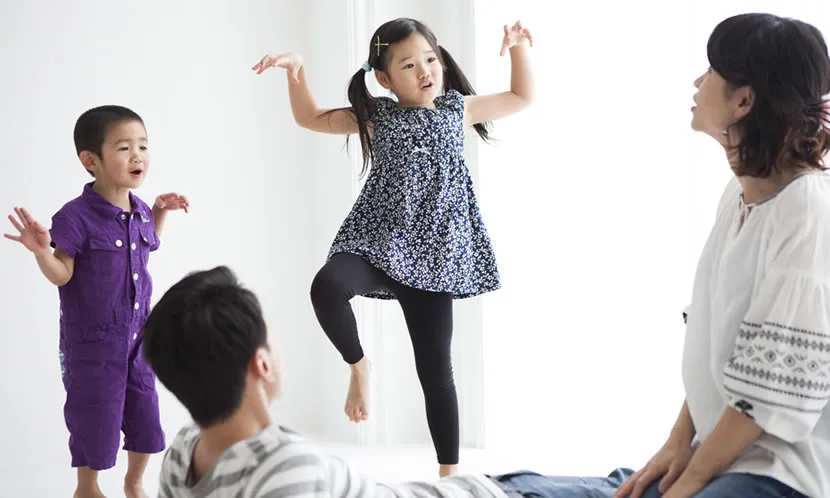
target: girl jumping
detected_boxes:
[253,18,533,476]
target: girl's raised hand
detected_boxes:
[500,21,533,56]
[251,53,304,83]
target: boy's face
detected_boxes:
[85,120,149,189]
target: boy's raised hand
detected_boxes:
[154,193,190,213]
[4,207,51,255]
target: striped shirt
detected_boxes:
[158,424,509,497]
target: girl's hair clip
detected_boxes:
[821,93,830,132]
[361,61,372,72]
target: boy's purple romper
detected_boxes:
[50,182,165,470]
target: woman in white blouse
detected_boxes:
[492,12,830,498]
[619,11,830,498]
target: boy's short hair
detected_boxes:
[143,266,269,427]
[73,105,144,177]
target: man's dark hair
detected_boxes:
[143,266,269,426]
[73,105,144,177]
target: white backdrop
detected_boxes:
[476,0,830,477]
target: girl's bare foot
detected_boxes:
[439,464,458,478]
[345,357,371,422]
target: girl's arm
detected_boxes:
[464,22,534,128]
[253,53,359,135]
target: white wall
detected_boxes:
[475,0,830,478]
[0,1,322,495]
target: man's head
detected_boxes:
[143,266,281,427]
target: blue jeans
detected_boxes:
[492,468,807,497]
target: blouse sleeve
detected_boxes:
[723,209,830,443]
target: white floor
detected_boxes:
[16,438,610,496]
[312,442,532,483]
[23,442,556,497]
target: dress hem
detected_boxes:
[328,248,500,300]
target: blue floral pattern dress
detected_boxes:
[328,89,500,299]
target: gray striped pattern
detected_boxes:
[158,423,507,497]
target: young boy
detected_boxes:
[4,105,189,498]
[144,266,633,497]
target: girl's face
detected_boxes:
[376,32,444,108]
[691,67,754,145]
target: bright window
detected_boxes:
[474,1,829,474]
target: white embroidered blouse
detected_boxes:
[683,172,830,497]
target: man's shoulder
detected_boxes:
[162,424,200,467]
[173,423,200,446]
[239,426,342,495]
[247,425,328,464]
[157,424,201,496]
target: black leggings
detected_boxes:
[310,252,458,465]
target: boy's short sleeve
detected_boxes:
[50,208,86,258]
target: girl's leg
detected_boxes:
[394,285,458,476]
[310,253,391,422]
